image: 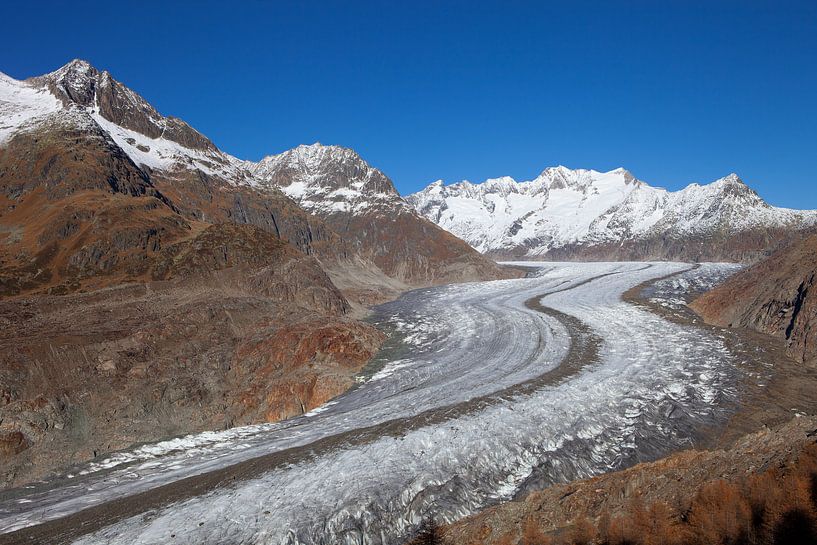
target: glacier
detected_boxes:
[0,262,748,545]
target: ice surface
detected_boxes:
[643,263,744,310]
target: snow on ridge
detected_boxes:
[407,167,817,255]
[252,142,394,193]
[5,61,813,238]
[0,62,259,186]
[250,142,411,216]
[1,65,403,207]
[0,71,62,145]
[89,110,250,181]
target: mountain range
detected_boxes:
[407,167,817,261]
[0,59,505,297]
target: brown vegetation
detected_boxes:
[438,441,817,545]
[582,445,817,545]
[440,416,817,545]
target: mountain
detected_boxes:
[0,59,344,297]
[251,143,509,284]
[691,234,817,363]
[407,167,817,261]
[0,59,508,486]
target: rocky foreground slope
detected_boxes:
[440,416,817,545]
[407,167,817,261]
[0,60,509,486]
[691,235,817,364]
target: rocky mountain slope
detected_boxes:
[251,143,510,284]
[1,60,505,290]
[0,59,508,486]
[407,167,817,261]
[691,235,817,363]
[0,223,384,486]
[0,60,344,296]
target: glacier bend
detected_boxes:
[0,263,743,545]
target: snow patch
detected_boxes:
[0,72,62,145]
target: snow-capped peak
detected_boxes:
[406,167,817,257]
[54,58,94,73]
[43,59,96,82]
[250,142,408,216]
[257,142,376,176]
[2,63,412,213]
[32,59,103,109]
[0,60,258,182]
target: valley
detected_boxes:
[0,262,753,545]
[2,55,816,545]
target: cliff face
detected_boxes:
[30,59,217,153]
[691,235,817,363]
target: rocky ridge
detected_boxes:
[1,60,506,289]
[251,143,511,283]
[691,234,817,363]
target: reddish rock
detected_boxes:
[0,431,29,456]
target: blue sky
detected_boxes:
[2,1,815,206]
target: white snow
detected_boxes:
[0,71,61,145]
[5,62,813,238]
[407,168,817,256]
[89,110,249,181]
[251,143,411,216]
[0,64,255,185]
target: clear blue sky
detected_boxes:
[2,1,816,207]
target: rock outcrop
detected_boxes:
[691,234,817,363]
